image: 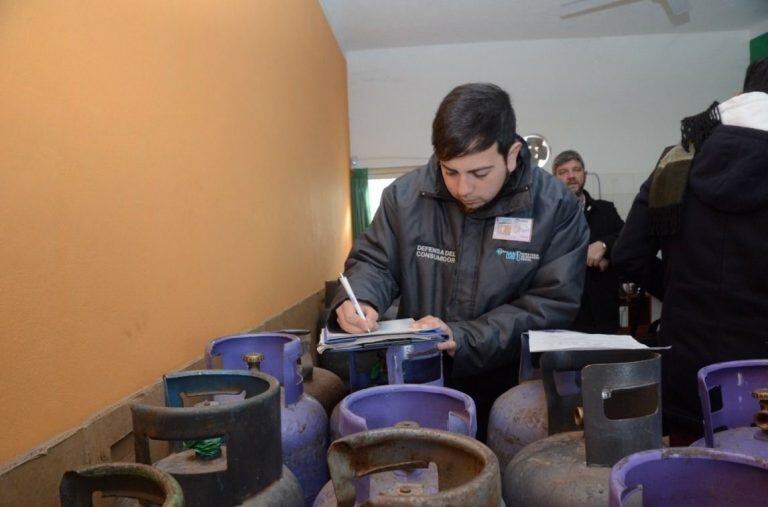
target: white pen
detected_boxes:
[338,272,371,333]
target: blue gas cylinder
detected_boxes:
[207,333,329,506]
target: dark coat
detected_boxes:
[613,124,768,428]
[571,190,624,333]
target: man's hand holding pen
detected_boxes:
[336,300,380,334]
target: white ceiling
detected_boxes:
[319,0,768,53]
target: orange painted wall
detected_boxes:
[0,0,351,463]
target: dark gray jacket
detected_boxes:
[333,149,589,377]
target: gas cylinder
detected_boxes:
[327,341,447,442]
[609,447,768,506]
[487,332,579,469]
[60,462,184,507]
[385,341,444,386]
[689,359,768,459]
[206,333,329,506]
[317,383,476,506]
[273,328,348,416]
[323,427,502,506]
[487,380,548,470]
[301,361,347,416]
[503,349,662,507]
[329,383,476,442]
[130,370,303,507]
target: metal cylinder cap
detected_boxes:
[756,411,768,432]
[574,406,584,428]
[243,352,264,370]
[193,400,220,408]
[394,420,420,429]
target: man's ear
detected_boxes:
[506,141,523,173]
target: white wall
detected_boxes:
[751,19,768,38]
[347,31,750,217]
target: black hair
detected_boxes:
[432,83,516,161]
[743,57,768,94]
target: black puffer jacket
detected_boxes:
[614,118,768,427]
[333,145,589,378]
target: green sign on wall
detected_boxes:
[751,32,768,62]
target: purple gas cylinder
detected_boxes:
[609,447,768,506]
[206,333,329,506]
[315,383,477,506]
[276,328,347,416]
[690,359,768,459]
[328,341,446,442]
[487,331,579,470]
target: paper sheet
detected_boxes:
[528,329,649,353]
[319,318,446,353]
[323,318,433,341]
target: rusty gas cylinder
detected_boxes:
[60,462,184,507]
[503,350,662,507]
[487,332,578,470]
[487,380,549,470]
[325,427,501,506]
[316,384,477,506]
[303,363,347,417]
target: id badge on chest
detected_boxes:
[493,217,533,242]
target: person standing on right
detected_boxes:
[612,58,768,444]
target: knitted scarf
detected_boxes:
[648,102,720,236]
[648,144,694,236]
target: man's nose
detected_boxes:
[456,176,473,196]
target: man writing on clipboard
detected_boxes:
[331,83,589,440]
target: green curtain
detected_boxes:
[351,168,371,239]
[751,32,768,62]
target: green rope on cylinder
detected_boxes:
[183,437,223,460]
